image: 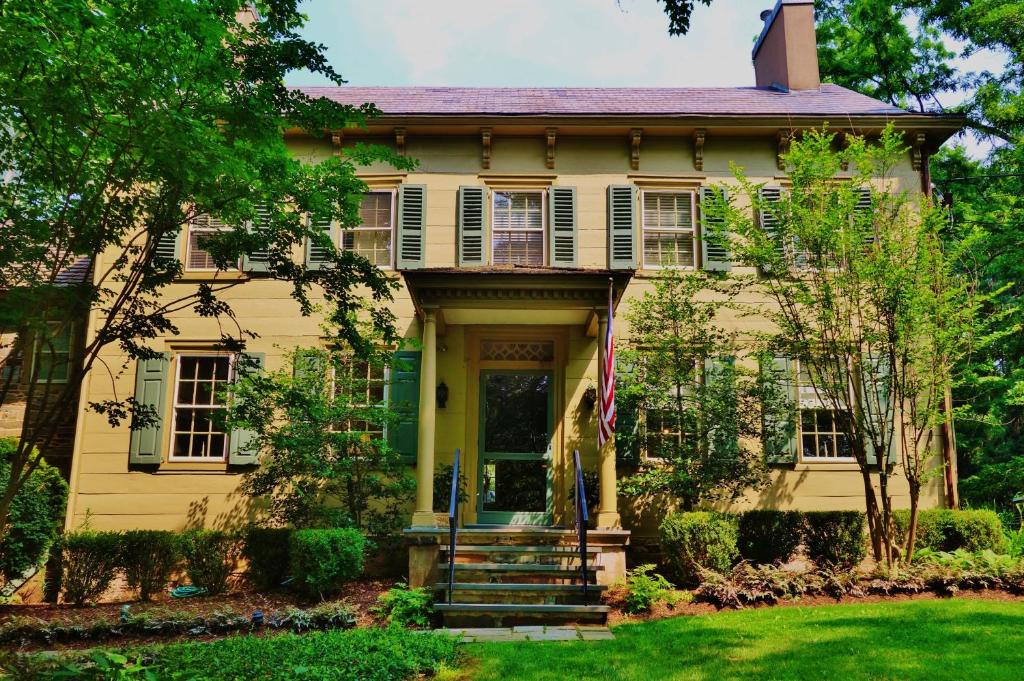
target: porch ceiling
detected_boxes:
[402,267,632,329]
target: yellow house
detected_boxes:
[62,0,961,622]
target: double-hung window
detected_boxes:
[642,190,697,268]
[342,191,396,268]
[171,354,233,461]
[32,322,74,383]
[796,360,853,460]
[187,214,237,271]
[642,360,698,461]
[331,357,388,439]
[492,190,545,266]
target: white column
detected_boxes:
[410,309,438,528]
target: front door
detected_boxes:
[476,370,553,525]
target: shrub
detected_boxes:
[894,509,1006,554]
[59,530,122,605]
[659,511,738,585]
[117,530,182,601]
[802,511,866,568]
[737,510,803,565]
[371,582,434,628]
[0,437,68,581]
[242,527,291,590]
[622,564,676,614]
[179,530,241,595]
[289,528,365,598]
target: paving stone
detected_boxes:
[527,628,581,641]
[512,625,546,633]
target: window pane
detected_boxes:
[172,355,231,460]
[343,230,392,267]
[188,229,219,270]
[492,231,544,266]
[642,192,693,229]
[483,373,549,454]
[643,232,695,268]
[492,191,545,265]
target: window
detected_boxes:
[642,190,696,268]
[342,191,395,268]
[492,190,545,266]
[795,360,853,460]
[641,360,698,461]
[331,357,388,438]
[186,215,238,271]
[1,332,23,384]
[171,355,233,461]
[32,322,74,383]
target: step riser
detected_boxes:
[445,571,597,585]
[440,611,607,628]
[450,554,593,566]
[436,591,600,605]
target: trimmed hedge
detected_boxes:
[243,527,292,590]
[802,511,867,568]
[180,530,242,595]
[893,509,1006,554]
[659,512,738,585]
[289,528,366,598]
[59,531,122,605]
[737,510,803,565]
[118,530,182,601]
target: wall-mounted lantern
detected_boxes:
[436,381,449,408]
[582,384,598,411]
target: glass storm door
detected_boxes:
[476,370,554,525]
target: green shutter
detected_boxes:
[242,205,272,275]
[762,356,798,465]
[548,186,577,267]
[388,350,421,464]
[457,186,487,266]
[292,347,326,384]
[228,352,264,466]
[864,355,893,467]
[397,185,427,269]
[700,186,731,272]
[607,184,637,269]
[154,229,181,265]
[129,353,171,465]
[305,216,335,270]
[704,356,739,458]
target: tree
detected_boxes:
[654,0,713,36]
[616,271,788,510]
[0,1,412,542]
[225,347,415,535]
[718,127,982,564]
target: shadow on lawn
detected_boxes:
[468,600,1024,681]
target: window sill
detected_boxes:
[793,461,861,472]
[156,460,232,473]
[177,272,249,282]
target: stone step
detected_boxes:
[433,582,606,605]
[435,602,610,628]
[442,544,600,554]
[440,562,603,575]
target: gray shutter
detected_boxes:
[129,353,171,465]
[763,356,798,465]
[305,216,334,271]
[457,186,487,266]
[397,185,427,269]
[607,184,637,269]
[292,348,326,385]
[864,355,893,467]
[242,205,272,275]
[855,188,875,247]
[758,187,785,265]
[704,356,739,458]
[700,186,731,272]
[229,352,265,465]
[154,230,181,264]
[548,186,577,268]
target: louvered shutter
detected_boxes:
[129,353,171,465]
[547,186,578,268]
[863,355,894,467]
[700,186,731,272]
[762,356,798,464]
[228,352,264,465]
[607,184,637,269]
[397,185,427,269]
[854,188,875,247]
[758,187,785,267]
[305,216,335,270]
[242,205,272,275]
[154,230,181,264]
[704,357,739,459]
[457,186,487,266]
[388,350,421,464]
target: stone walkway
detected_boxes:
[438,625,615,642]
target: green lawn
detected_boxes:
[468,599,1024,681]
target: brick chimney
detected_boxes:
[752,0,821,91]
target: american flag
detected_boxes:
[598,280,616,448]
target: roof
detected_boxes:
[54,257,92,286]
[291,84,910,118]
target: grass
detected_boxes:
[469,598,1024,681]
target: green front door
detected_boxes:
[476,370,554,526]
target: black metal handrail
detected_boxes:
[573,449,589,601]
[447,448,460,604]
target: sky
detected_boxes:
[287,0,1007,154]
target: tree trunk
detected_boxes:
[904,480,922,564]
[859,467,883,561]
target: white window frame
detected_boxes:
[328,357,390,439]
[31,322,74,384]
[341,189,397,270]
[795,360,856,463]
[641,359,700,464]
[490,189,547,267]
[641,189,698,270]
[169,353,235,462]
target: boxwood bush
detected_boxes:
[659,511,738,585]
[58,530,122,605]
[893,509,1006,554]
[118,530,182,601]
[802,511,867,568]
[0,437,68,581]
[242,526,292,590]
[737,510,803,565]
[179,529,242,595]
[289,528,366,598]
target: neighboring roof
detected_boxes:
[292,84,911,118]
[54,257,92,286]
